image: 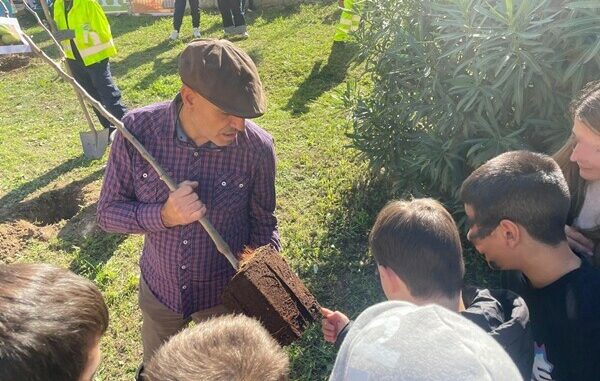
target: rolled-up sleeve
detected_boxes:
[249,140,280,251]
[96,119,168,234]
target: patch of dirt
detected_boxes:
[15,186,84,226]
[0,220,56,263]
[0,180,102,261]
[0,54,31,72]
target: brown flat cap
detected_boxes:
[179,39,266,118]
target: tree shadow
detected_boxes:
[0,154,91,209]
[284,41,359,116]
[106,13,162,39]
[247,2,304,23]
[111,38,174,77]
[0,168,104,224]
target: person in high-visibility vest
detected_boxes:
[53,0,127,140]
[333,0,362,42]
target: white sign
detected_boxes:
[0,16,31,55]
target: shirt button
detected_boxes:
[238,183,244,188]
[221,181,227,186]
[142,173,148,178]
[183,240,188,245]
[181,285,187,290]
[181,265,187,270]
[193,151,199,157]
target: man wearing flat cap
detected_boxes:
[97,39,280,376]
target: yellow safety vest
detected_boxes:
[334,0,362,42]
[53,0,117,66]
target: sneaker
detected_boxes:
[192,28,201,38]
[169,30,179,40]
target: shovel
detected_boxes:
[31,0,108,160]
[79,113,109,160]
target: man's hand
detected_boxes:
[160,181,207,228]
[54,29,75,41]
[565,225,594,256]
[321,307,349,343]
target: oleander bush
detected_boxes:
[350,0,600,211]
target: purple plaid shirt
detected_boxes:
[97,95,280,317]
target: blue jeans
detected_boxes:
[67,57,127,132]
[173,0,200,32]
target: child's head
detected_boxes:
[329,301,522,381]
[0,263,109,381]
[145,314,289,381]
[460,150,570,270]
[568,80,600,182]
[369,198,464,306]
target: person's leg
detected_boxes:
[217,0,234,34]
[138,278,191,364]
[86,59,127,134]
[67,58,111,130]
[189,0,200,29]
[231,0,246,31]
[172,0,186,33]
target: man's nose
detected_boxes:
[231,116,246,132]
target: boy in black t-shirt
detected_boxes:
[460,150,600,381]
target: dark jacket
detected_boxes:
[335,288,533,380]
[461,287,533,381]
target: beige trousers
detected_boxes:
[138,278,228,364]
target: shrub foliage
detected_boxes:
[350,0,600,203]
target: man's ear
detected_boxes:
[498,219,521,248]
[180,85,195,107]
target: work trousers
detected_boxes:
[138,277,228,364]
[218,0,245,32]
[173,0,200,32]
[67,57,127,132]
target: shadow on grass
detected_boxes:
[0,154,92,208]
[245,3,304,23]
[285,41,359,116]
[112,38,175,78]
[0,168,103,224]
[55,202,127,280]
[108,13,162,39]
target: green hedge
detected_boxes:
[350,0,600,207]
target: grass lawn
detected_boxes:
[0,2,494,380]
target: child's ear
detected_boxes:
[499,219,521,248]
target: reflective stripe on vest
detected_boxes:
[78,40,114,58]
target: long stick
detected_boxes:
[20,32,239,270]
[32,0,99,139]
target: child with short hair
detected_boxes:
[0,263,109,381]
[460,150,600,381]
[145,314,289,381]
[322,198,533,378]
